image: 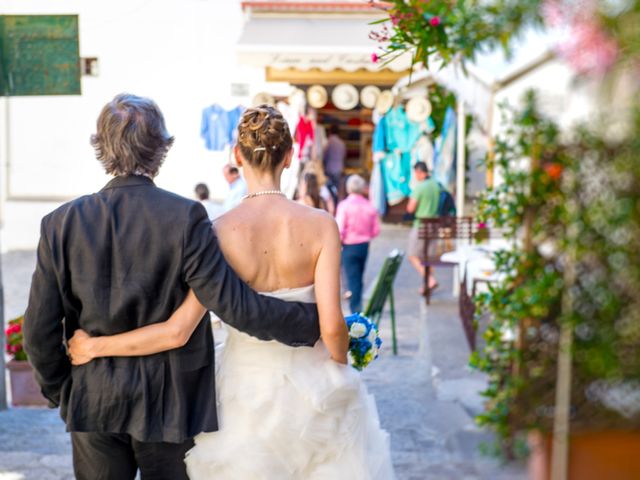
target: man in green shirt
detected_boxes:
[406,162,440,293]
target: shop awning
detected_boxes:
[236,17,412,73]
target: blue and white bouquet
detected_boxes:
[345,313,382,370]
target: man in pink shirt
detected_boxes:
[335,175,381,313]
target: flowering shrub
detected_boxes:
[5,315,27,361]
[369,0,543,68]
[370,0,635,79]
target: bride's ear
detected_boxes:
[233,145,244,167]
[283,148,293,170]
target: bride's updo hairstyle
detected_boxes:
[237,105,293,172]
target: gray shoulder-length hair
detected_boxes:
[90,93,174,177]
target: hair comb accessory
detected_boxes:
[253,147,266,152]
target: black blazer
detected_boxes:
[23,175,320,443]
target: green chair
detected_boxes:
[363,249,405,355]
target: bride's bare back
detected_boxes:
[214,195,334,292]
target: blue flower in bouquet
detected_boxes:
[345,313,382,370]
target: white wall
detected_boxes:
[0,0,270,250]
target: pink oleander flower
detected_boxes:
[390,15,399,26]
[558,19,619,76]
[371,52,379,63]
[477,222,487,230]
[429,16,441,27]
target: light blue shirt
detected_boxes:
[200,105,245,151]
[223,177,247,211]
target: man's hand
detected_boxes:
[68,329,99,366]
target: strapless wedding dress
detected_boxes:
[184,285,395,479]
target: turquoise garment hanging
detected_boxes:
[380,151,413,205]
[383,106,421,152]
[373,107,422,205]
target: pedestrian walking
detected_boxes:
[406,161,440,293]
[336,174,380,313]
[194,183,223,220]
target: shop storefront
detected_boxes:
[233,1,441,220]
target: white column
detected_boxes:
[452,100,466,297]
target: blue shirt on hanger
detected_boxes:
[201,104,230,151]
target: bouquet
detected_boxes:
[5,315,27,361]
[345,313,382,370]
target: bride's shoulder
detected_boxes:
[291,201,336,225]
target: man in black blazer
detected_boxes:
[23,93,320,480]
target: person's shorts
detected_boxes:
[408,226,453,260]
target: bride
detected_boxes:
[68,105,395,480]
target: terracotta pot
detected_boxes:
[6,360,48,407]
[528,430,640,480]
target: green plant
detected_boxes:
[471,91,640,453]
[470,91,567,451]
[373,0,640,455]
[5,315,27,361]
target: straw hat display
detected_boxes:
[331,83,359,111]
[252,92,275,107]
[375,89,395,114]
[406,96,433,123]
[360,85,381,109]
[307,85,328,109]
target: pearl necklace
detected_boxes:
[241,190,286,201]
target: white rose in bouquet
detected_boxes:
[349,322,368,339]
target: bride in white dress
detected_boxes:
[68,105,395,479]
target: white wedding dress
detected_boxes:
[185,285,396,480]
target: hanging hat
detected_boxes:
[360,85,381,109]
[375,90,394,114]
[307,85,328,109]
[288,88,305,105]
[331,84,359,111]
[406,96,433,123]
[252,92,275,107]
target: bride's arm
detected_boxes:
[314,217,349,364]
[68,289,207,365]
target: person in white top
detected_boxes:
[194,183,223,221]
[222,164,247,211]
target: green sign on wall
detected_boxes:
[0,15,80,96]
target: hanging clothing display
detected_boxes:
[433,106,457,192]
[314,123,327,162]
[295,115,315,160]
[226,105,245,145]
[412,134,435,169]
[200,104,245,151]
[201,104,230,151]
[372,106,421,205]
[410,134,435,191]
[368,158,387,216]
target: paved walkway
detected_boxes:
[0,224,526,479]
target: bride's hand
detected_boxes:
[68,329,99,365]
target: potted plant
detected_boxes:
[5,315,48,406]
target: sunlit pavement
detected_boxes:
[0,224,526,479]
